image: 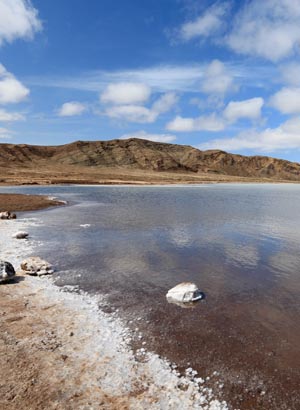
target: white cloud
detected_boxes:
[58,101,87,117]
[198,117,300,152]
[223,97,264,123]
[104,92,178,123]
[0,64,29,104]
[226,0,300,61]
[167,96,263,132]
[120,130,176,143]
[0,0,42,46]
[0,127,13,139]
[270,87,300,114]
[105,105,155,123]
[179,3,228,41]
[0,108,24,121]
[201,60,234,96]
[166,114,225,132]
[151,92,178,114]
[280,62,300,86]
[101,82,151,105]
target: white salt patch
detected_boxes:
[0,217,228,410]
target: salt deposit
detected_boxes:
[0,217,228,409]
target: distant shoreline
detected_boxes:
[1,178,300,187]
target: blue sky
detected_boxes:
[1,0,300,161]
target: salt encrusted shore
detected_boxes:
[0,217,228,410]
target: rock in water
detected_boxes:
[21,257,54,276]
[0,211,16,220]
[0,260,16,283]
[166,282,204,304]
[13,231,29,239]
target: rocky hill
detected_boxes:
[1,138,300,184]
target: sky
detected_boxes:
[1,0,300,161]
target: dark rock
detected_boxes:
[0,260,16,283]
[0,211,17,220]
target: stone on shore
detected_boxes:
[0,260,16,283]
[166,282,204,304]
[21,257,54,276]
[13,231,29,239]
[0,211,17,220]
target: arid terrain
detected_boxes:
[1,138,300,185]
[0,193,63,212]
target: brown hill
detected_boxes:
[0,138,300,185]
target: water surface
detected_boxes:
[2,184,300,409]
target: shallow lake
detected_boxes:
[2,184,300,409]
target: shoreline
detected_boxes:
[1,179,300,187]
[0,205,228,409]
[0,193,65,213]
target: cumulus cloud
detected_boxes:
[198,117,300,152]
[223,97,264,123]
[120,130,176,143]
[105,105,155,123]
[104,92,178,123]
[101,82,151,105]
[201,60,234,96]
[179,3,228,41]
[226,0,300,62]
[0,108,24,121]
[58,101,87,117]
[167,96,263,132]
[270,87,300,114]
[166,114,225,132]
[0,64,29,104]
[0,0,42,46]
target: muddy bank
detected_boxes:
[0,193,64,213]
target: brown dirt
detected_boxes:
[0,275,132,410]
[0,194,64,212]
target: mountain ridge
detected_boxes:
[1,138,300,184]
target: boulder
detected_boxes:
[0,211,16,220]
[13,231,29,239]
[166,282,204,304]
[0,260,16,283]
[21,256,54,276]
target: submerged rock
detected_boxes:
[0,260,16,283]
[166,282,204,305]
[13,231,29,239]
[21,257,54,276]
[0,211,16,220]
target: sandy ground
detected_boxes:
[0,165,295,186]
[0,205,228,409]
[0,193,64,212]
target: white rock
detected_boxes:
[21,256,54,276]
[12,231,29,239]
[166,282,204,304]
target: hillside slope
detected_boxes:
[0,138,300,184]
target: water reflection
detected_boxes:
[2,184,300,408]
